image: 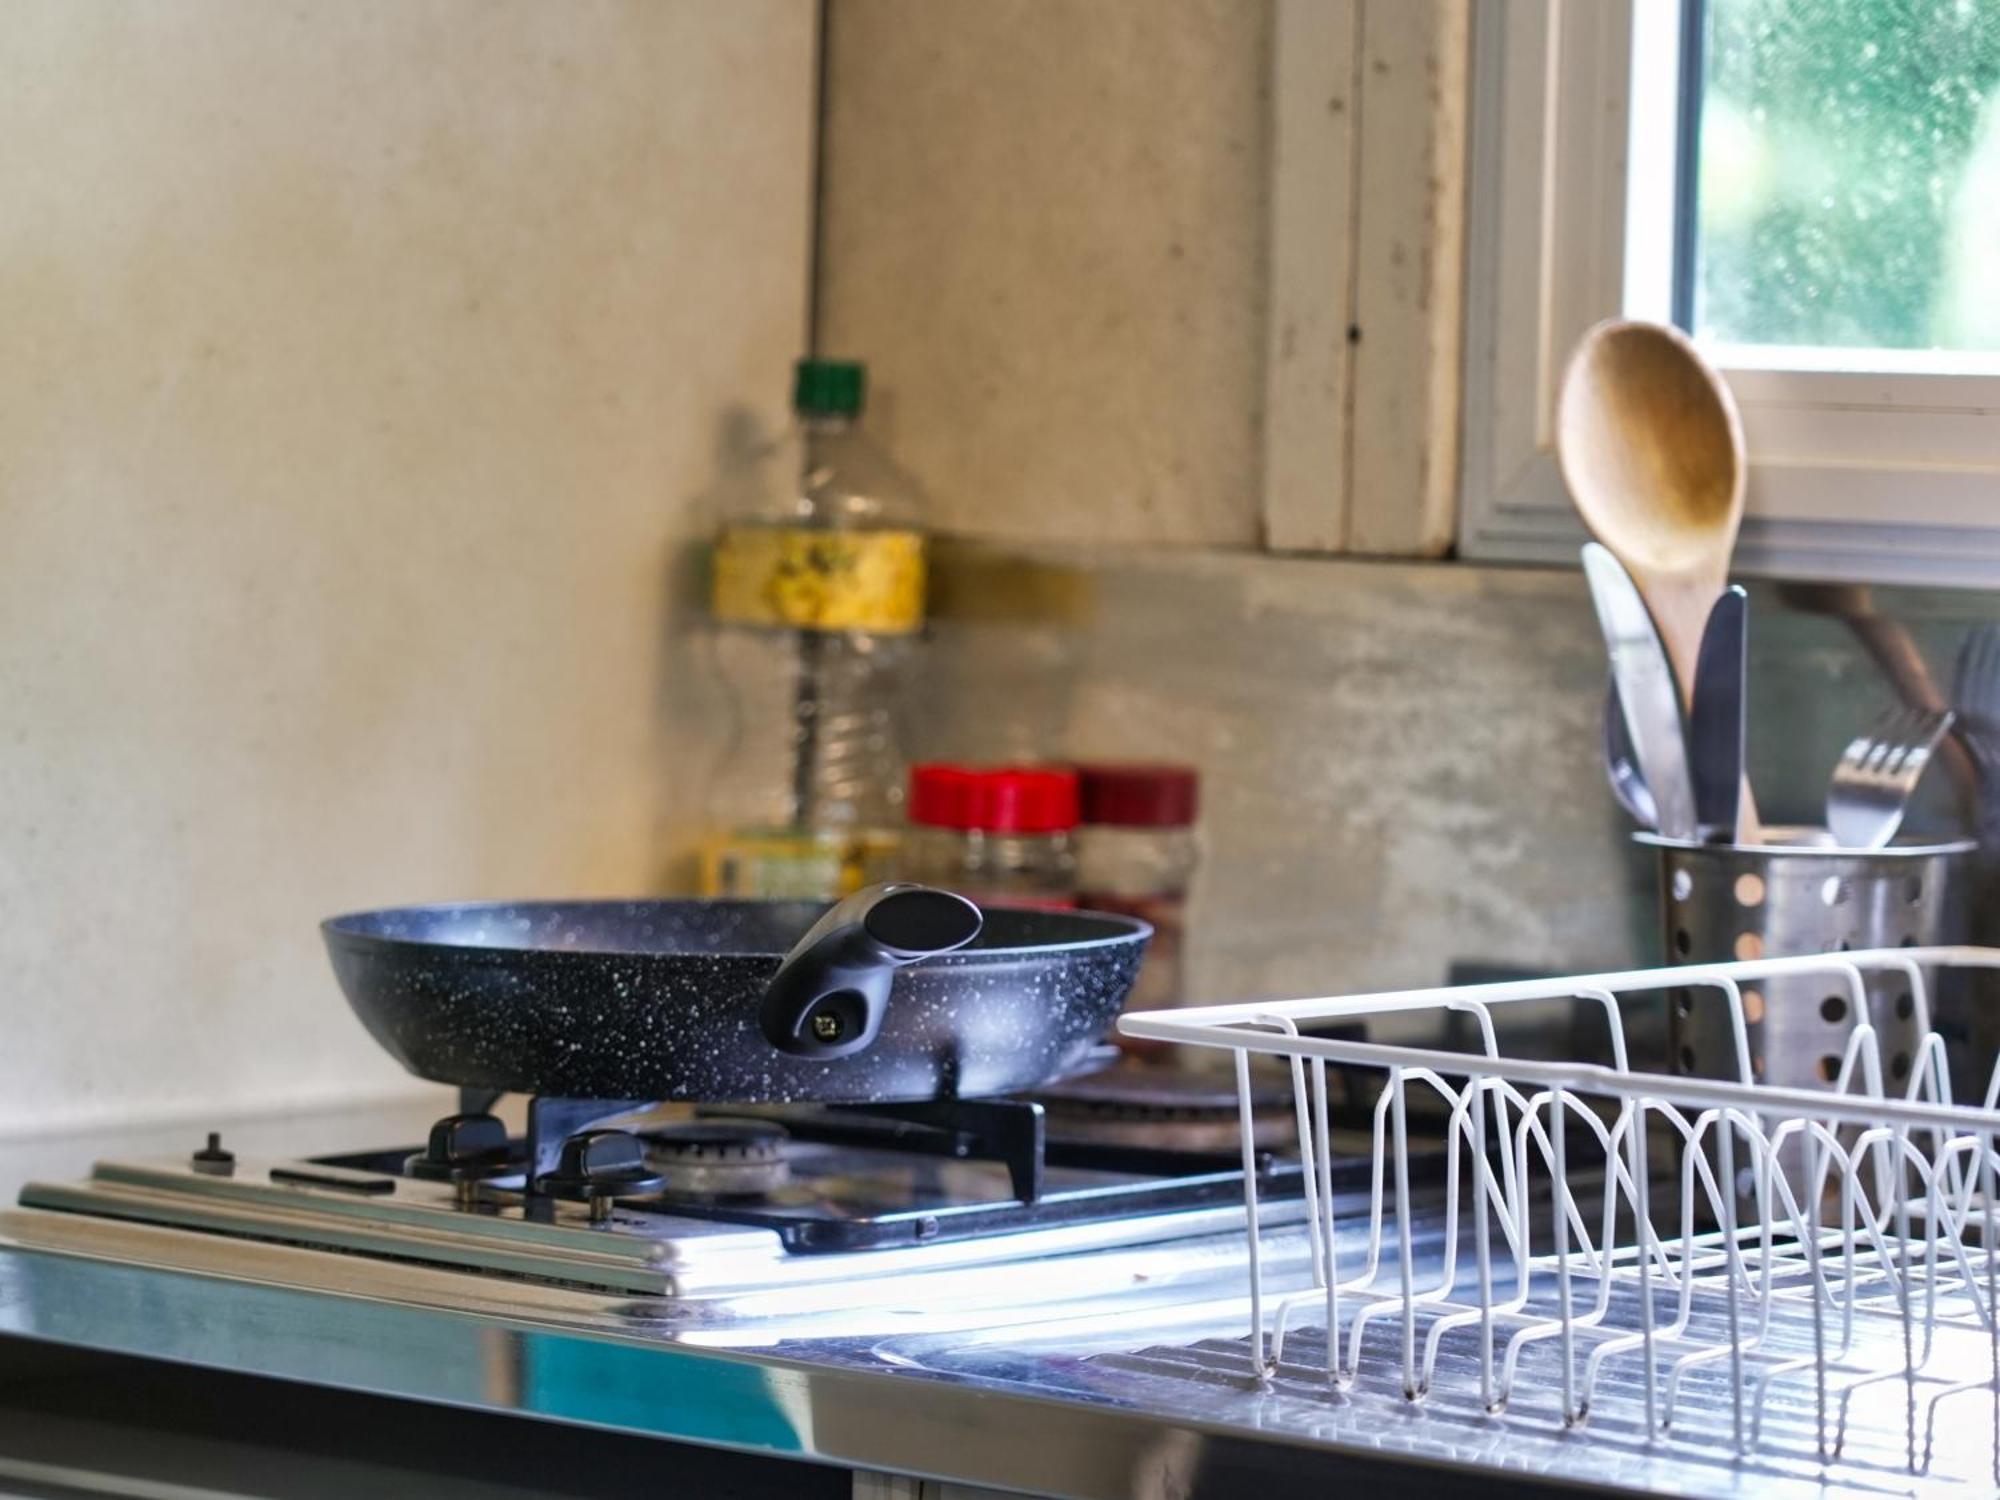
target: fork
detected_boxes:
[1826,703,1956,850]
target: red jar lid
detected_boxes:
[1075,763,1199,828]
[909,764,1080,833]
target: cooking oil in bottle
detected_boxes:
[700,359,926,898]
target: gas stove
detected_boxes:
[1,1079,1871,1499]
[15,1073,1320,1294]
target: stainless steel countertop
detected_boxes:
[0,1097,1958,1499]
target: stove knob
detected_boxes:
[536,1129,663,1222]
[190,1131,235,1176]
[405,1112,515,1187]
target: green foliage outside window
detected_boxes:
[1697,0,2000,350]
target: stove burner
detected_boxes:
[307,1089,1320,1256]
[640,1118,791,1198]
[1031,1065,1295,1151]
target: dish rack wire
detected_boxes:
[1119,946,2000,1481]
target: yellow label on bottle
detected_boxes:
[711,526,925,633]
[697,825,905,900]
[699,828,846,900]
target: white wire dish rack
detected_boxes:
[1118,947,2000,1489]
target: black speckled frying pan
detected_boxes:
[322,884,1151,1104]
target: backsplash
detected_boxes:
[913,541,1996,1005]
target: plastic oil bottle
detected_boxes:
[699,359,926,898]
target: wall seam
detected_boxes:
[806,0,832,355]
[1339,0,1367,550]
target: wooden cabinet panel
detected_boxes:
[818,0,1468,558]
[817,0,1271,548]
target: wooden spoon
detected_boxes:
[1557,318,1761,842]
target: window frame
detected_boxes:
[1457,0,2000,587]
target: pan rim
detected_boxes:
[320,897,1152,961]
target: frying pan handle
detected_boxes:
[759,883,983,1059]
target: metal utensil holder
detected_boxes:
[1644,829,1973,1095]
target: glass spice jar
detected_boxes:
[897,764,1079,908]
[1074,763,1199,1047]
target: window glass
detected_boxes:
[1694,0,2000,354]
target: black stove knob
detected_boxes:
[536,1129,663,1220]
[190,1131,235,1176]
[405,1112,514,1184]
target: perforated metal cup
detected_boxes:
[1642,829,1973,1093]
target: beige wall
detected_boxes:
[0,2,816,1134]
[817,0,1272,548]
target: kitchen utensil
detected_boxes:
[1557,319,1746,708]
[1581,542,1697,840]
[1687,586,1747,844]
[1600,676,1657,829]
[323,885,1150,1103]
[1825,703,1955,850]
[1777,582,1980,822]
[1559,320,1760,843]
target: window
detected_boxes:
[1460,0,2000,585]
[1687,0,2000,363]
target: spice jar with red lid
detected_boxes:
[1074,763,1200,1030]
[899,764,1079,907]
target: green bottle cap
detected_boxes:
[793,358,866,417]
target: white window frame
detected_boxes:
[1458,0,2000,587]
